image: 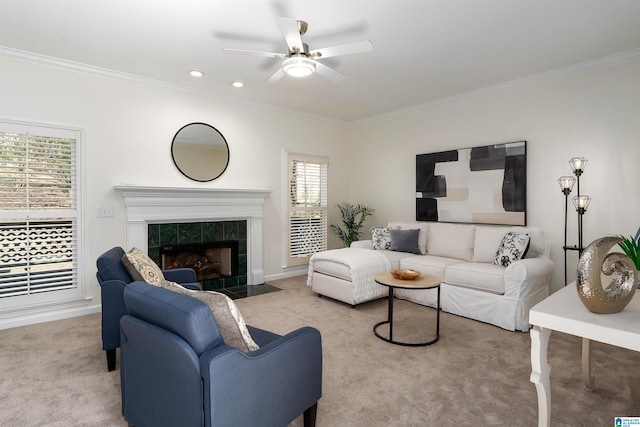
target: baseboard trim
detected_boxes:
[0,304,101,330]
[264,266,307,283]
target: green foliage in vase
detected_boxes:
[618,229,640,270]
[330,203,375,248]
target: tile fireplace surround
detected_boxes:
[114,185,271,285]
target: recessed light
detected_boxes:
[189,70,204,77]
[231,81,244,88]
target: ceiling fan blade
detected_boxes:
[310,40,373,59]
[277,17,304,53]
[222,48,287,58]
[267,67,286,83]
[313,61,345,82]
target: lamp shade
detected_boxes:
[558,176,576,194]
[569,157,588,175]
[282,57,315,77]
[572,195,591,211]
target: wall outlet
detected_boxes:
[96,206,114,217]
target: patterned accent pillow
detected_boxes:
[161,280,259,352]
[121,247,165,286]
[372,227,392,250]
[493,232,531,267]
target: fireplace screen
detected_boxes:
[160,241,239,282]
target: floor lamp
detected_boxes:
[558,175,575,286]
[559,157,591,286]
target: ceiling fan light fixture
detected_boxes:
[282,57,315,77]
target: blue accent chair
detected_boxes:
[120,281,322,427]
[96,246,201,371]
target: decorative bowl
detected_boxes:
[390,269,421,280]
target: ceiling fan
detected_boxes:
[222,17,373,82]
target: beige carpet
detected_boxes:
[1,276,639,426]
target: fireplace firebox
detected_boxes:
[160,241,239,282]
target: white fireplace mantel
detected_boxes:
[114,185,271,285]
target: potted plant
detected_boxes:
[330,203,375,248]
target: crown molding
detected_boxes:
[2,45,639,127]
[0,46,351,127]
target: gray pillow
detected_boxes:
[389,229,421,254]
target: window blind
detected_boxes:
[287,153,328,265]
[0,129,78,299]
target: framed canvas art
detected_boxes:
[416,141,526,225]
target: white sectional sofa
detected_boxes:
[308,221,554,332]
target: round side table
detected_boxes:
[373,272,441,346]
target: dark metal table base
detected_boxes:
[373,286,440,346]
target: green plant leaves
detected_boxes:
[330,202,375,248]
[618,234,640,270]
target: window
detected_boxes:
[286,152,328,266]
[0,120,83,311]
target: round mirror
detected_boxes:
[171,123,229,182]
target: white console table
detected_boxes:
[529,283,640,427]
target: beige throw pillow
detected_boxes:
[121,247,165,286]
[161,280,259,353]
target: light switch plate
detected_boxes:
[96,206,114,217]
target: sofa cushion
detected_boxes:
[121,247,165,286]
[493,232,530,267]
[511,226,544,258]
[374,249,410,270]
[473,226,514,263]
[161,281,259,352]
[371,227,392,250]
[444,262,506,294]
[388,222,429,255]
[312,258,353,281]
[389,229,421,254]
[427,223,476,261]
[399,255,463,280]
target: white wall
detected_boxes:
[0,56,352,320]
[347,59,640,292]
[1,53,638,327]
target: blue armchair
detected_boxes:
[120,281,322,427]
[96,246,201,371]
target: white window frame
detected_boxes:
[0,116,87,315]
[284,151,328,267]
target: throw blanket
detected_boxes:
[307,248,391,304]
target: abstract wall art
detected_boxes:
[416,141,526,225]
